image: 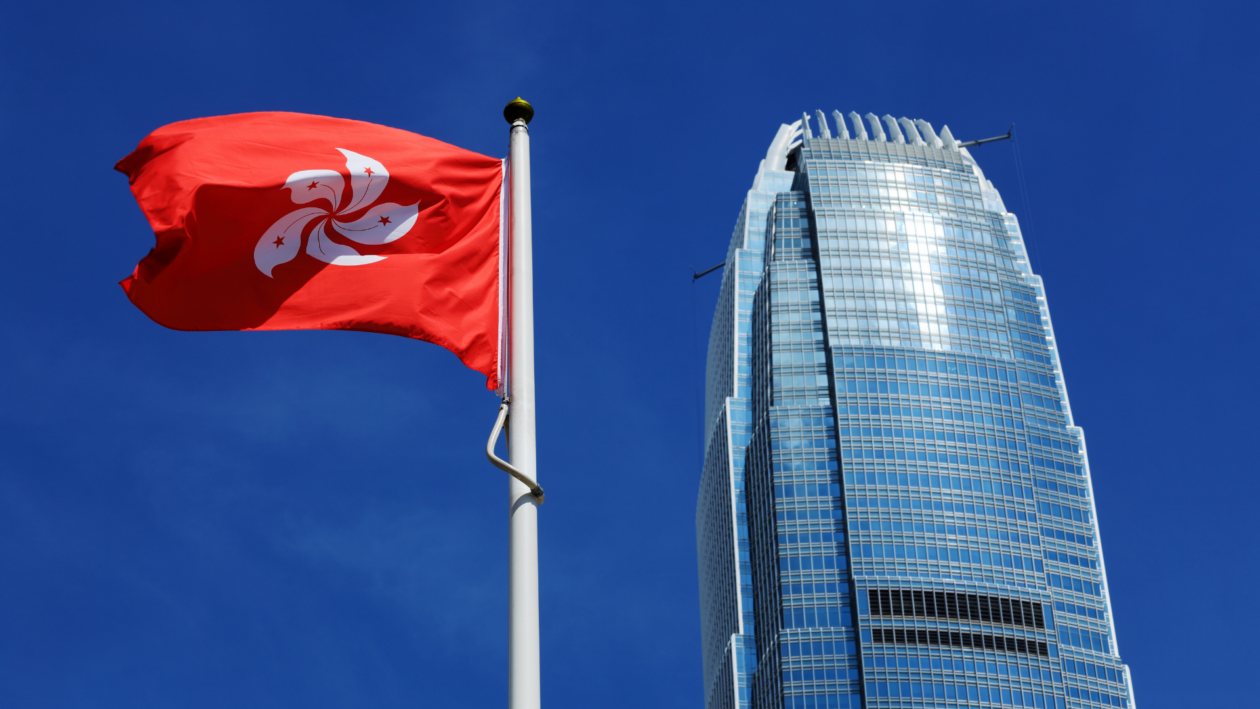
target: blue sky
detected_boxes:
[1,2,1255,707]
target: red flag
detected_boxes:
[116,112,505,390]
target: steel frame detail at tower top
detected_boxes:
[697,111,1134,709]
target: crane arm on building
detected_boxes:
[959,124,1014,148]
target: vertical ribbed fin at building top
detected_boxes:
[848,111,867,140]
[914,119,944,148]
[763,120,803,172]
[865,112,886,141]
[899,117,925,145]
[815,110,832,139]
[882,114,905,143]
[832,111,850,139]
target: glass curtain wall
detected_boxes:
[697,165,795,709]
[701,112,1134,709]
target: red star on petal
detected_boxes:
[273,236,285,247]
[307,181,319,190]
[378,215,392,226]
[364,167,374,176]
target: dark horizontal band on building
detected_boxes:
[868,589,1044,629]
[870,627,1049,657]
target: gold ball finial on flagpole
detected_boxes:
[504,97,534,125]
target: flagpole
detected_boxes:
[504,97,540,709]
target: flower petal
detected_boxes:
[306,226,386,267]
[284,170,344,211]
[330,202,419,245]
[254,208,326,277]
[335,148,388,215]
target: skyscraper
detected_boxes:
[696,111,1134,709]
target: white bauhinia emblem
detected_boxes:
[253,149,420,277]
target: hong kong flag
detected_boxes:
[116,112,505,390]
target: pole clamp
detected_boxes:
[486,400,545,504]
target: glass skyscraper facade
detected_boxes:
[696,111,1134,709]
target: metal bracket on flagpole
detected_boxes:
[487,400,545,504]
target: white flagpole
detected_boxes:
[505,97,540,709]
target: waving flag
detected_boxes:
[116,112,505,389]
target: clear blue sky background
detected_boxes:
[1,2,1255,707]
